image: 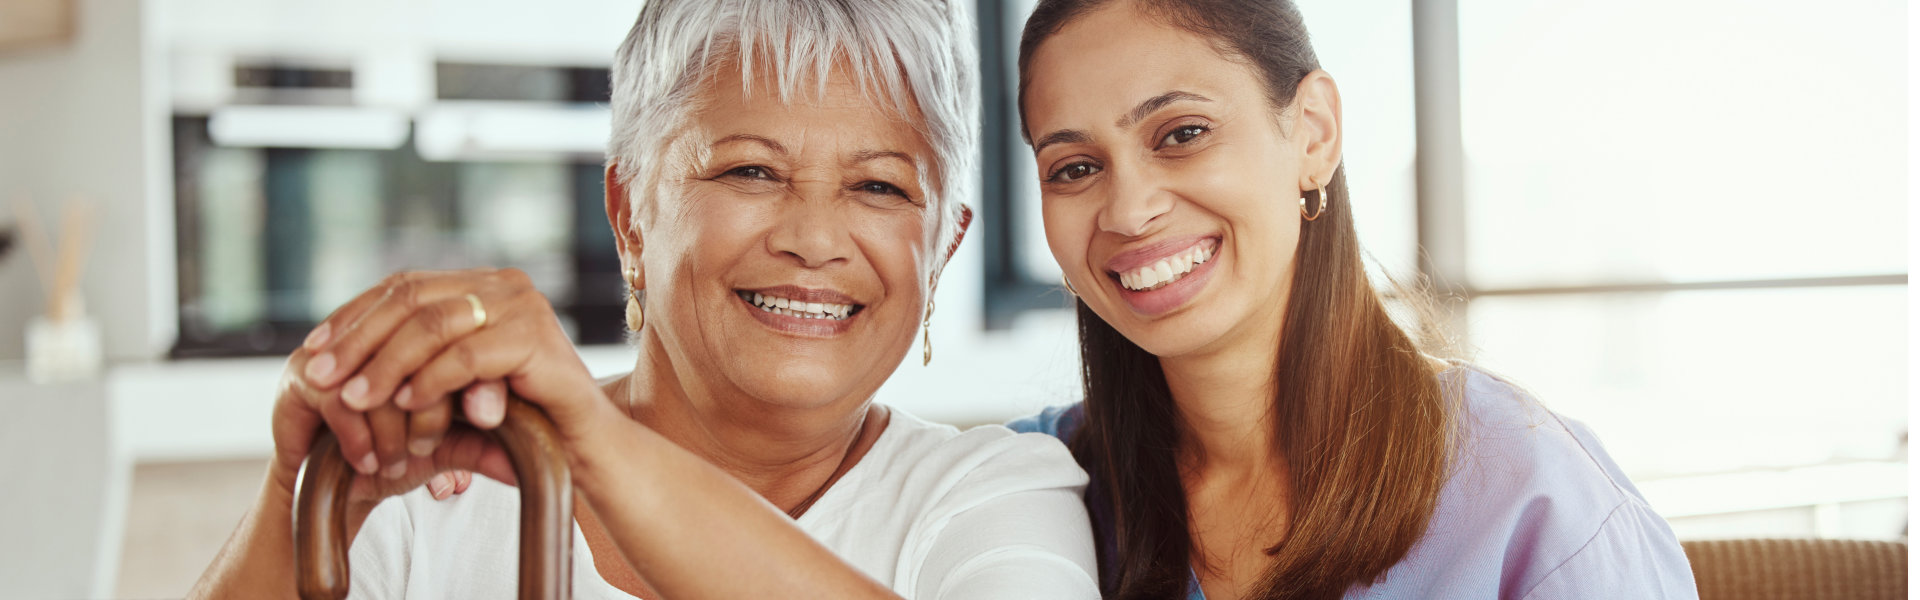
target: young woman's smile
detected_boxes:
[1103,235,1220,316]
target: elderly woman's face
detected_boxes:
[630,64,939,410]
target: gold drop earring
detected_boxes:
[624,267,645,331]
[922,272,941,366]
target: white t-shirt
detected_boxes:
[346,407,1100,599]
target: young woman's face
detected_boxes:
[1022,3,1340,358]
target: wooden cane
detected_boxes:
[292,397,574,600]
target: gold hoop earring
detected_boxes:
[1061,274,1078,297]
[1300,181,1329,221]
[624,267,645,331]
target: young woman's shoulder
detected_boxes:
[1355,365,1697,599]
[1441,364,1644,513]
[1005,402,1085,441]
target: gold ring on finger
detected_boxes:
[465,293,488,329]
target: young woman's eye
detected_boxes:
[1159,124,1209,148]
[1047,162,1101,183]
[857,180,907,197]
[724,165,774,180]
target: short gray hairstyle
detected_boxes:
[608,0,978,257]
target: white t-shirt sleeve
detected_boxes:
[906,431,1100,600]
[346,495,413,599]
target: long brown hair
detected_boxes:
[1018,1,1455,598]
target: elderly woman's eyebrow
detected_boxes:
[849,149,916,166]
[712,133,790,155]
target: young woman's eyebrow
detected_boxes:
[1115,90,1212,130]
[1031,91,1214,156]
[1032,129,1091,156]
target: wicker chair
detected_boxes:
[1683,539,1907,600]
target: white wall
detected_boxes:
[0,0,173,362]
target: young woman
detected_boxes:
[1008,1,1698,598]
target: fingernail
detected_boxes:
[429,477,452,499]
[394,386,414,409]
[382,461,407,480]
[409,438,435,457]
[303,322,332,349]
[473,386,505,427]
[306,353,337,383]
[342,376,370,409]
[355,452,380,475]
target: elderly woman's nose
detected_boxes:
[767,202,856,268]
[1097,167,1175,238]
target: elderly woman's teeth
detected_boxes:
[739,291,855,320]
[1118,244,1215,292]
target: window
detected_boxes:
[1448,0,1906,537]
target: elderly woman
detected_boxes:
[188,1,1098,598]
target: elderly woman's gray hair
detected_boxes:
[608,0,978,255]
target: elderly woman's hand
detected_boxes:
[268,342,513,512]
[295,268,620,484]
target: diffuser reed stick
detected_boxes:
[9,196,93,322]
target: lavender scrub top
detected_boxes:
[1009,365,1699,599]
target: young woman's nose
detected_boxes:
[1096,166,1175,238]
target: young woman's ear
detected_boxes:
[1294,69,1344,188]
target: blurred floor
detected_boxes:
[115,459,266,599]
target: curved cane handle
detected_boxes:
[292,397,574,600]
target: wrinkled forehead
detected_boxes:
[692,46,929,132]
[726,36,924,120]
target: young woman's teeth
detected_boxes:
[1118,244,1215,291]
[738,291,855,320]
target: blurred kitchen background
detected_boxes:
[0,0,1906,597]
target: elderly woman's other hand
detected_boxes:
[294,268,621,484]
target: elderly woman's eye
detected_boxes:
[1159,125,1208,148]
[724,165,774,180]
[1047,162,1101,183]
[857,181,907,197]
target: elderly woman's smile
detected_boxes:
[736,287,863,324]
